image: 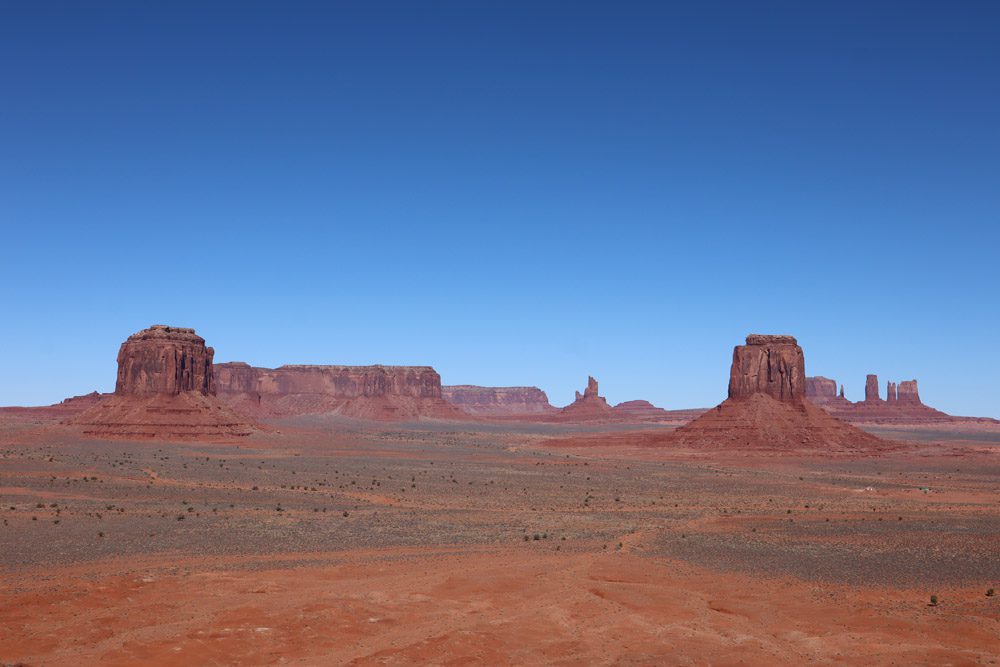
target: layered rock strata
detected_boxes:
[865,374,881,403]
[442,385,556,416]
[658,335,894,453]
[71,326,255,439]
[805,377,837,401]
[728,335,805,401]
[805,375,966,423]
[214,363,464,421]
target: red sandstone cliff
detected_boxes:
[805,376,838,402]
[71,326,255,439]
[804,374,975,424]
[442,385,556,416]
[865,374,881,403]
[661,335,894,453]
[728,335,806,401]
[215,362,465,421]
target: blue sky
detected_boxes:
[1,2,998,416]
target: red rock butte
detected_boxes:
[728,334,805,401]
[804,373,984,424]
[553,376,615,421]
[115,325,216,396]
[659,334,895,453]
[71,325,255,439]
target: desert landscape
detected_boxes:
[4,4,999,665]
[2,326,998,665]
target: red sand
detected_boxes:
[4,549,997,666]
[2,412,999,665]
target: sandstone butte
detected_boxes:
[805,373,990,424]
[552,376,616,421]
[70,325,256,439]
[442,380,678,423]
[441,385,557,416]
[214,362,465,421]
[551,335,897,454]
[660,334,895,453]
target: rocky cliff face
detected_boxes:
[71,326,254,439]
[728,335,805,402]
[442,385,555,416]
[865,375,881,403]
[805,374,960,424]
[897,380,921,404]
[658,334,895,453]
[115,325,215,396]
[805,376,837,400]
[214,363,463,420]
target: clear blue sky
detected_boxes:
[1,2,998,417]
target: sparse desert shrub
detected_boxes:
[929,595,938,607]
[987,588,995,597]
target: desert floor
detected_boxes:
[2,415,999,665]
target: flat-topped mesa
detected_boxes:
[897,380,920,404]
[217,364,444,399]
[276,365,442,398]
[728,334,805,401]
[744,334,798,346]
[116,325,215,396]
[212,362,462,420]
[805,376,838,400]
[442,385,556,416]
[865,374,881,403]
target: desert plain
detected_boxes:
[2,412,999,666]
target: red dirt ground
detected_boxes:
[2,413,999,665]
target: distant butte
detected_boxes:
[553,376,616,421]
[804,373,988,424]
[652,334,896,453]
[70,325,255,439]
